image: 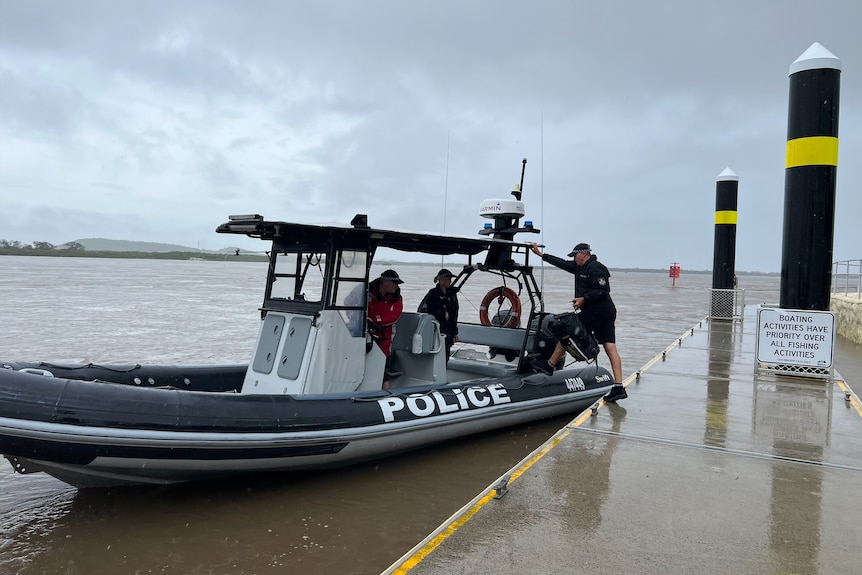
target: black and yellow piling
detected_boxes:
[712,167,739,290]
[780,42,841,311]
[710,167,738,318]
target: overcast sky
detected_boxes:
[1,0,859,271]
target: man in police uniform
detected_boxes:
[528,242,627,402]
[418,268,460,361]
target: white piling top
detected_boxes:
[789,42,841,75]
[716,167,739,182]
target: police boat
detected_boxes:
[0,187,612,488]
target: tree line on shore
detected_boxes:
[0,240,266,262]
[1,239,780,274]
[1,239,85,251]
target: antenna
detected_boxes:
[442,131,450,266]
[476,157,540,269]
[538,111,546,300]
[512,158,526,201]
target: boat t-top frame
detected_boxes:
[216,162,551,374]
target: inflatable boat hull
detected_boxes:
[0,362,612,487]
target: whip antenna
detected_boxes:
[538,112,545,297]
[441,130,450,266]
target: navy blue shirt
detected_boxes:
[542,253,616,328]
[420,285,459,347]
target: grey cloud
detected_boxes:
[1,0,860,271]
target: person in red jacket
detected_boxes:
[367,269,404,389]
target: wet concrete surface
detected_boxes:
[385,311,862,575]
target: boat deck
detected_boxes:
[383,307,862,575]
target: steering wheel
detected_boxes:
[365,320,386,354]
[366,320,386,343]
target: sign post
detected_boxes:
[755,307,835,378]
[669,262,681,286]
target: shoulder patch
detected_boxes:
[598,278,607,287]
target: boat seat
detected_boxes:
[390,313,441,354]
[446,357,517,378]
[389,313,446,387]
[456,323,534,353]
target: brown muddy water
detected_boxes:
[3,256,844,575]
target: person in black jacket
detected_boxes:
[529,242,627,402]
[419,268,459,361]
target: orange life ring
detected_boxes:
[479,287,522,328]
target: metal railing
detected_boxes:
[709,288,745,321]
[832,259,861,298]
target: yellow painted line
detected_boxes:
[383,321,704,574]
[384,427,574,574]
[569,405,596,427]
[576,319,701,420]
[633,318,701,377]
[835,378,862,418]
[386,490,497,574]
[786,136,838,168]
[714,210,738,225]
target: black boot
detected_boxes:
[530,359,554,376]
[603,384,627,403]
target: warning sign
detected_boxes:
[756,308,835,367]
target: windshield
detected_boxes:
[264,248,369,323]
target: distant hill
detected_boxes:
[74,238,244,254]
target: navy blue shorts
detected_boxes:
[579,306,617,344]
